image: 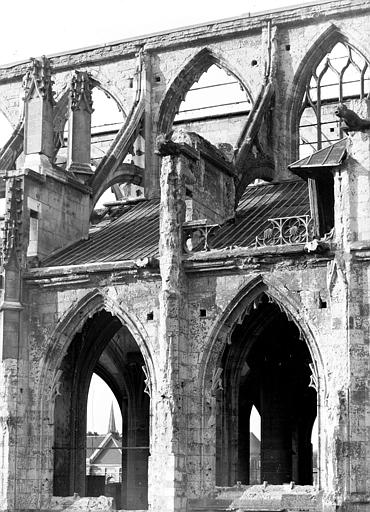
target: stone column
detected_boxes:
[260,366,292,484]
[148,139,196,512]
[0,173,29,511]
[67,71,95,182]
[237,401,251,484]
[23,56,55,173]
[329,120,370,510]
[121,364,150,510]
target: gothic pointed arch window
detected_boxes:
[173,64,252,148]
[299,42,370,158]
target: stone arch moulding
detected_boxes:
[88,72,128,117]
[156,46,254,136]
[34,288,156,500]
[198,274,326,491]
[287,23,370,161]
[90,163,143,211]
[39,288,156,406]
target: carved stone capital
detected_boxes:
[70,71,95,113]
[22,56,55,104]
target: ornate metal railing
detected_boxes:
[255,215,314,247]
[183,219,220,253]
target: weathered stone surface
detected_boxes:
[230,484,321,511]
[0,3,370,512]
[51,496,113,512]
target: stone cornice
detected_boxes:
[24,258,161,287]
[183,244,334,273]
[0,1,369,82]
[23,244,334,286]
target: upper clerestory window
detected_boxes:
[299,42,370,159]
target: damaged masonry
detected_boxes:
[1,1,370,512]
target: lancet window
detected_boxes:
[299,42,370,158]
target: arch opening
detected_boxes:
[173,63,252,149]
[173,64,251,150]
[298,41,370,159]
[53,309,149,510]
[215,293,317,487]
[86,375,122,502]
[249,406,261,485]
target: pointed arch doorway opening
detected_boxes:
[216,293,318,487]
[53,310,150,510]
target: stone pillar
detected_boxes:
[260,366,292,484]
[237,401,251,485]
[148,139,195,512]
[67,71,95,182]
[295,424,313,485]
[329,122,370,510]
[0,174,24,360]
[121,365,149,510]
[334,137,370,251]
[23,56,55,173]
[0,174,28,511]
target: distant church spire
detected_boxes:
[108,403,117,434]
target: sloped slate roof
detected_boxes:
[91,436,122,465]
[210,180,310,249]
[86,435,106,458]
[42,180,309,268]
[43,199,160,266]
[289,138,347,169]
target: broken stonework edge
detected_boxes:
[184,256,333,273]
[50,496,114,512]
[155,133,199,161]
[228,484,323,512]
[24,257,160,280]
[183,242,334,261]
[172,128,234,175]
[350,240,370,260]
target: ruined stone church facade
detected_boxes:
[0,1,370,511]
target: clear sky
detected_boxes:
[0,0,322,66]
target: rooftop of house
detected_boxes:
[86,404,121,463]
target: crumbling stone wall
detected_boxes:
[25,277,161,509]
[0,2,370,512]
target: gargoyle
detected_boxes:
[335,103,370,133]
